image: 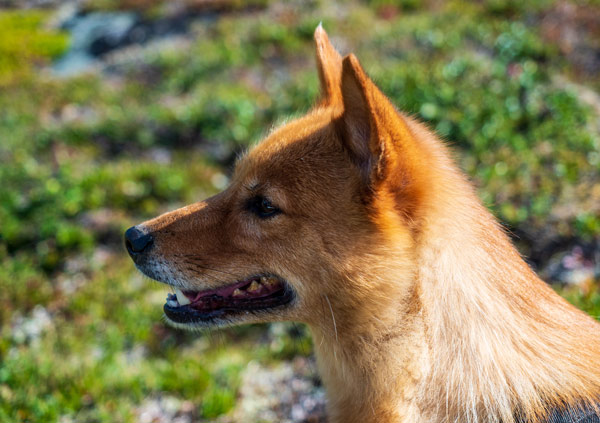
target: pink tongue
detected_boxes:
[183,279,252,303]
[183,278,282,304]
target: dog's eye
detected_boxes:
[247,196,281,219]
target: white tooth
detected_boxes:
[247,281,261,293]
[167,300,178,307]
[176,288,191,305]
[232,288,244,298]
[264,277,277,287]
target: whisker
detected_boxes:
[324,294,338,343]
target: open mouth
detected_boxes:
[163,275,294,324]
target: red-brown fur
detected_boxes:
[131,26,600,423]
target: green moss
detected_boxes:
[0,10,69,85]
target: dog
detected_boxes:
[125,25,600,423]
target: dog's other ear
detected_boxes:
[339,54,426,213]
[314,24,342,105]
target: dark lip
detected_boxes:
[163,277,295,325]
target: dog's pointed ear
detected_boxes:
[314,24,342,105]
[338,54,423,203]
[338,54,390,184]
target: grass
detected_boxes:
[0,0,598,421]
[0,10,69,86]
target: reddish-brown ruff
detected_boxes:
[126,26,600,423]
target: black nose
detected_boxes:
[124,226,153,256]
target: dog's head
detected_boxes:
[125,26,434,331]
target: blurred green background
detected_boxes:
[0,0,599,421]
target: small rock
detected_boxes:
[136,395,197,423]
[11,305,53,346]
[232,357,326,423]
[543,244,598,290]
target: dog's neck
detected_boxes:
[308,224,430,423]
[309,283,428,423]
